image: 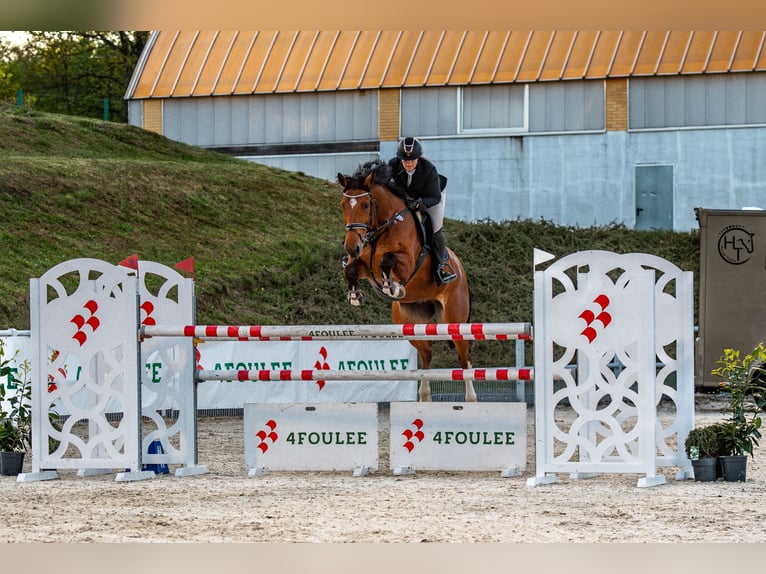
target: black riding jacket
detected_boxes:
[387,157,442,210]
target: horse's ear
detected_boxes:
[363,173,375,188]
[337,173,347,187]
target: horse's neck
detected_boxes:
[373,187,405,222]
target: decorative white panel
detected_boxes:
[529,250,694,487]
[29,259,140,473]
[138,260,197,471]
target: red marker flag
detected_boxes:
[175,256,195,277]
[118,253,139,270]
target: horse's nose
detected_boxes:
[344,238,362,259]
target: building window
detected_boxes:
[400,87,458,136]
[528,80,605,132]
[629,73,766,130]
[400,80,604,137]
[460,84,527,133]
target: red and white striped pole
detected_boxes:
[195,367,536,382]
[142,322,533,342]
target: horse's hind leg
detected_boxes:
[393,301,433,401]
[453,340,476,402]
[439,287,476,402]
[409,340,433,402]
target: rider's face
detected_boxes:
[402,158,418,171]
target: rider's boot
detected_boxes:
[431,229,456,285]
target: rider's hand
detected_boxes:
[406,198,420,211]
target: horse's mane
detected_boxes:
[347,160,408,200]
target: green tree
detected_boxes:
[3,31,148,122]
[0,38,18,103]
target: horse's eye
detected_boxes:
[362,202,370,212]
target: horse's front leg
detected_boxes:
[379,252,407,300]
[344,260,365,306]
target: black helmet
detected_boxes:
[396,137,422,160]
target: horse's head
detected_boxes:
[338,160,403,259]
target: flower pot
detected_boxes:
[691,457,718,482]
[0,451,25,476]
[719,455,747,482]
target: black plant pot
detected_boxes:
[719,455,748,482]
[0,451,25,476]
[691,457,718,482]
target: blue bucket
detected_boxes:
[142,440,170,474]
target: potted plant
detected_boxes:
[711,342,766,482]
[684,424,721,481]
[0,343,32,476]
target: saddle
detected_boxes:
[412,209,433,251]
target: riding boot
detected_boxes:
[431,229,456,285]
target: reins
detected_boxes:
[342,185,429,290]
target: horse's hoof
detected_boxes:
[381,280,406,300]
[347,291,364,306]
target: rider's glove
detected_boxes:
[406,198,420,211]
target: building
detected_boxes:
[125,31,766,231]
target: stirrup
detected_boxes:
[436,264,457,285]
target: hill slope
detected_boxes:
[0,103,700,367]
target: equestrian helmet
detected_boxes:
[396,137,423,160]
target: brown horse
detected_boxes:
[337,160,475,402]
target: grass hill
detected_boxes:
[0,102,700,368]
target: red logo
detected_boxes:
[578,294,611,343]
[402,418,425,452]
[255,419,278,453]
[47,349,66,392]
[140,301,156,325]
[71,300,100,346]
[314,346,330,391]
[194,346,203,371]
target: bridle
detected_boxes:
[342,188,375,244]
[342,187,408,248]
[341,183,429,291]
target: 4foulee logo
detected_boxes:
[70,300,101,346]
[140,300,156,325]
[314,346,330,390]
[255,419,278,453]
[402,418,425,452]
[578,294,611,343]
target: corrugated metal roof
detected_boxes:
[126,30,766,99]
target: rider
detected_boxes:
[387,137,457,285]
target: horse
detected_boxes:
[337,160,475,402]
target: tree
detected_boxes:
[0,37,19,103]
[3,31,149,122]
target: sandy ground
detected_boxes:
[1,394,764,544]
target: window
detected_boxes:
[528,80,604,132]
[399,81,603,137]
[400,87,458,136]
[461,84,527,132]
[630,73,766,130]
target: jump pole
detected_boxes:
[142,322,533,342]
[196,367,536,382]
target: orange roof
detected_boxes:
[126,31,766,99]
